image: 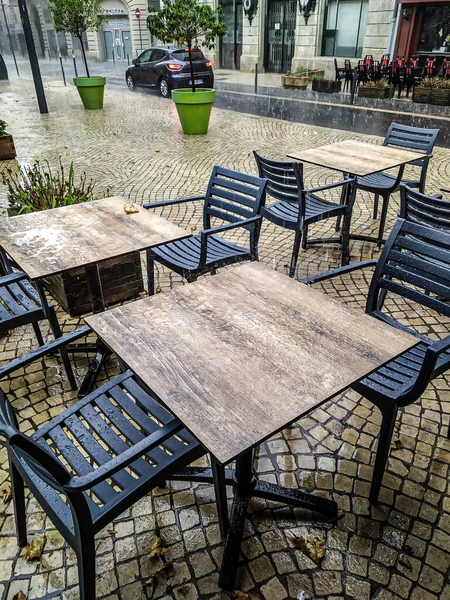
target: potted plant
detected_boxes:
[412,77,434,104]
[311,76,341,93]
[147,0,226,135]
[49,0,106,110]
[430,78,450,106]
[1,159,144,315]
[358,80,393,99]
[0,120,16,160]
[281,66,310,89]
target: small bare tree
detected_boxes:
[49,0,104,77]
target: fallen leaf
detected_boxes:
[143,574,156,595]
[1,486,12,504]
[177,583,191,594]
[12,593,27,600]
[107,529,117,536]
[148,537,167,560]
[231,591,251,600]
[155,562,174,578]
[391,439,403,450]
[394,421,401,430]
[24,533,46,562]
[155,287,162,294]
[289,531,326,565]
[123,204,139,214]
[190,226,197,231]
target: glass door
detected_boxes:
[220,0,243,69]
[266,0,297,73]
[104,31,114,61]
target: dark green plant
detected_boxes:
[2,159,96,214]
[0,120,6,135]
[48,0,104,77]
[295,65,308,74]
[146,0,226,92]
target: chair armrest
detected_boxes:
[143,196,205,210]
[432,194,444,200]
[426,335,450,358]
[306,177,357,195]
[64,419,183,492]
[440,188,450,195]
[0,326,91,380]
[300,260,377,285]
[199,216,262,267]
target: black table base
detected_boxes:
[172,451,338,590]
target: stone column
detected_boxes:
[291,0,324,72]
[240,0,264,72]
[362,0,396,59]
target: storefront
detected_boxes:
[265,0,297,72]
[394,0,450,59]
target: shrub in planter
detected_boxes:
[0,119,16,161]
[281,66,310,88]
[49,0,106,109]
[147,0,226,135]
[358,80,393,99]
[430,78,450,106]
[412,77,434,104]
[312,78,341,93]
[1,160,143,315]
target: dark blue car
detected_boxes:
[125,46,214,98]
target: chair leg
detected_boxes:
[289,230,303,279]
[370,404,398,503]
[340,214,352,266]
[77,535,96,600]
[32,322,45,347]
[10,459,27,547]
[301,225,308,250]
[146,251,155,296]
[373,194,379,219]
[377,194,390,247]
[47,306,77,391]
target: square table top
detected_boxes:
[0,197,190,280]
[287,139,423,177]
[86,262,417,466]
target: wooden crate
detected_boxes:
[43,252,144,316]
[281,75,309,89]
[412,87,432,104]
[358,86,392,99]
[0,133,16,160]
[430,89,450,106]
[312,80,342,93]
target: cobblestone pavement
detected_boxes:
[1,80,450,600]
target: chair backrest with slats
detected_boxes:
[253,151,305,217]
[383,123,439,170]
[400,185,450,231]
[366,219,450,321]
[203,166,267,230]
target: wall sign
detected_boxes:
[100,7,128,15]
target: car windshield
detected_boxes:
[171,49,204,61]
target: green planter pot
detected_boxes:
[171,88,215,134]
[73,76,106,110]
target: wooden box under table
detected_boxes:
[0,133,16,160]
[43,252,144,317]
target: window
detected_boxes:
[417,5,450,53]
[322,0,368,58]
[151,49,166,61]
[138,49,153,63]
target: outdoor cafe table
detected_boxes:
[85,261,417,589]
[287,139,423,244]
[0,196,191,395]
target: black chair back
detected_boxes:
[253,151,304,215]
[400,185,450,230]
[367,219,450,320]
[383,123,439,171]
[203,165,267,230]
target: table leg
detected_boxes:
[77,263,111,398]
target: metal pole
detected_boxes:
[17,0,48,114]
[59,53,66,86]
[1,1,19,77]
[72,53,78,77]
[254,63,258,94]
[350,66,358,104]
[127,53,130,66]
[138,19,142,52]
[112,46,115,65]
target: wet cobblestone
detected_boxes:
[0,80,450,599]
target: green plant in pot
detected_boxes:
[49,0,106,110]
[147,0,226,134]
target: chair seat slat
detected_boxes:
[0,287,25,316]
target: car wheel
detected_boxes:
[159,78,171,98]
[126,75,136,92]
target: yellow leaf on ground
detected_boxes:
[231,591,251,599]
[289,531,326,565]
[177,583,191,594]
[123,204,139,214]
[1,486,12,504]
[142,574,156,596]
[148,537,167,559]
[391,439,403,450]
[24,534,46,562]
[12,593,27,600]
[155,562,174,578]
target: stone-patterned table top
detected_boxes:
[0,197,190,279]
[87,262,417,465]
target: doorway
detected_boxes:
[220,0,243,69]
[265,0,296,72]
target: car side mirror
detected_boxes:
[132,59,138,66]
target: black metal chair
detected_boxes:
[0,326,208,600]
[0,250,76,389]
[143,166,267,294]
[357,123,440,245]
[400,184,450,229]
[254,151,357,277]
[302,218,450,503]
